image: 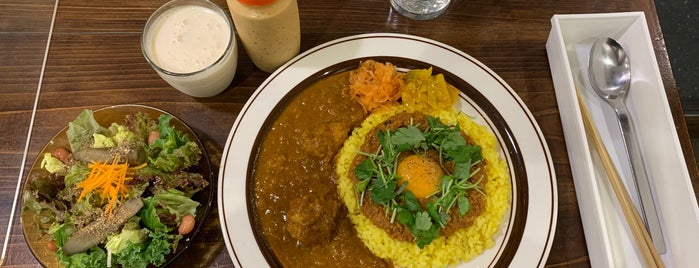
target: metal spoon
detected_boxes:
[588,37,666,254]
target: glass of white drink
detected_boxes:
[142,0,238,97]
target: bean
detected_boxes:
[178,214,196,235]
[46,240,58,252]
[148,131,160,145]
[52,147,71,163]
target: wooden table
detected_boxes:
[2,0,697,267]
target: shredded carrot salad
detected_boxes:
[77,157,146,214]
[349,60,404,112]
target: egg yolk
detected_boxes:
[396,154,443,199]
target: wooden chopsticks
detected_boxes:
[576,90,665,268]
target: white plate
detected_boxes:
[218,33,557,267]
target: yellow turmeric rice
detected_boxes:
[335,104,511,268]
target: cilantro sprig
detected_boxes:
[354,116,484,248]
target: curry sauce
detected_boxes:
[252,71,391,267]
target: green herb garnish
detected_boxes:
[354,116,484,248]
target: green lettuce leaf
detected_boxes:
[109,123,137,146]
[140,189,199,231]
[147,115,201,172]
[64,162,89,187]
[152,189,199,220]
[105,226,148,254]
[142,189,200,229]
[139,197,170,232]
[40,153,67,174]
[57,246,108,268]
[66,110,108,152]
[125,112,157,139]
[48,222,74,248]
[114,229,179,268]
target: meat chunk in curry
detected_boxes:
[299,121,349,162]
[285,191,343,246]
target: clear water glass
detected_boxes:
[390,0,451,20]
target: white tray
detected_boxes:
[546,12,699,267]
